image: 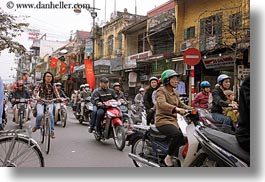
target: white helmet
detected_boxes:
[139,88,144,92]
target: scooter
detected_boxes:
[127,109,208,167]
[119,99,133,136]
[130,104,146,125]
[193,125,250,167]
[13,98,31,129]
[79,96,93,124]
[93,99,127,151]
[54,98,68,127]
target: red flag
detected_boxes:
[50,57,58,69]
[70,62,74,73]
[60,62,67,75]
[84,59,95,90]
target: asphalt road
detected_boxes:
[4,105,134,167]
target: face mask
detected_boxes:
[85,88,90,91]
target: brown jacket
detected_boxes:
[155,86,192,128]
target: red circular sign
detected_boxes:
[183,48,201,66]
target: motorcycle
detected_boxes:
[78,96,93,125]
[179,94,189,105]
[93,99,127,151]
[127,109,209,167]
[193,125,250,167]
[130,104,146,125]
[1,97,8,129]
[13,98,31,129]
[54,98,68,128]
[119,99,133,136]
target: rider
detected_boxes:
[235,75,250,152]
[192,81,212,109]
[155,69,193,167]
[93,77,117,136]
[76,84,85,115]
[80,83,91,116]
[10,81,31,122]
[143,76,159,125]
[211,74,238,129]
[54,82,68,98]
[134,88,144,112]
[32,71,61,139]
[112,82,127,101]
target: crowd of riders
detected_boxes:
[0,69,249,158]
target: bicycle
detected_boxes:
[0,128,45,167]
[38,98,58,154]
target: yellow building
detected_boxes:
[174,0,250,92]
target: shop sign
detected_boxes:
[203,55,234,69]
[94,65,110,75]
[128,51,152,65]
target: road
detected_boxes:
[4,105,134,167]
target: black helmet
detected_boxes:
[100,77,109,83]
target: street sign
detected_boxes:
[183,48,201,66]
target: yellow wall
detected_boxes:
[175,0,250,53]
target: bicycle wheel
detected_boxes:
[40,119,45,144]
[44,118,51,154]
[0,136,45,167]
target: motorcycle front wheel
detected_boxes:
[131,137,152,167]
[113,125,126,151]
[60,108,67,128]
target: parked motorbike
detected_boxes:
[13,98,31,129]
[193,125,250,167]
[130,104,146,125]
[78,96,93,125]
[127,109,208,167]
[93,99,126,151]
[54,98,68,127]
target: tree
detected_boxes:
[0,7,29,55]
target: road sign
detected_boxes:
[183,48,201,66]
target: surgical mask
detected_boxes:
[85,87,90,91]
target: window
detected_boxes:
[108,35,114,56]
[229,12,242,31]
[117,33,122,50]
[99,39,104,58]
[184,26,195,40]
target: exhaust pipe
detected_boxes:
[128,153,160,167]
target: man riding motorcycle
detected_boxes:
[11,81,31,122]
[80,83,91,116]
[93,77,117,136]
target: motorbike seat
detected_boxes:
[150,125,167,141]
[202,127,250,165]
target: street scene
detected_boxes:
[0,0,250,168]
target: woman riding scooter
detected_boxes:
[155,69,192,167]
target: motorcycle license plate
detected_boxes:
[120,105,127,112]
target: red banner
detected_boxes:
[70,62,75,73]
[84,59,95,90]
[60,62,67,75]
[50,57,58,69]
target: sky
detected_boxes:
[0,0,169,83]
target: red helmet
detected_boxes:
[17,81,24,87]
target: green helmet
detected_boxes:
[161,69,180,85]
